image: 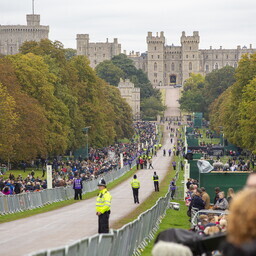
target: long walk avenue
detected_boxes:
[0,87,181,256]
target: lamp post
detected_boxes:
[82,126,91,159]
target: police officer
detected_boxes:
[152,172,159,191]
[131,175,140,204]
[73,175,83,200]
[96,178,112,233]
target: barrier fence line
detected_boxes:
[0,159,136,216]
[0,126,162,216]
[28,191,172,256]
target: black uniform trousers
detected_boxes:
[74,189,82,200]
[98,211,110,233]
[132,188,139,203]
[154,181,159,191]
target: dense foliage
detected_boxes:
[179,66,236,118]
[95,54,165,120]
[0,40,133,162]
[209,53,256,153]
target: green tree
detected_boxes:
[204,66,236,108]
[95,60,124,86]
[179,74,206,113]
[141,97,166,120]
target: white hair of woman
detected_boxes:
[152,241,193,256]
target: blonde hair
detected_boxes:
[227,188,256,246]
[227,188,235,197]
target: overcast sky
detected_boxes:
[1,0,256,53]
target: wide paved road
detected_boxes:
[0,88,181,256]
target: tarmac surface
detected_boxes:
[0,88,181,256]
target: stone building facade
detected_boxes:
[0,14,49,55]
[118,79,140,120]
[76,34,121,69]
[129,31,256,86]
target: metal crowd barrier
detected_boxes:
[29,191,171,256]
[0,160,136,215]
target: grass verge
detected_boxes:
[140,200,190,256]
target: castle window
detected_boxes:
[155,47,157,50]
[235,54,237,59]
[158,55,160,59]
[179,64,182,70]
[186,55,188,58]
[172,55,174,59]
[94,60,97,65]
[190,46,192,50]
[226,55,229,59]
[154,73,157,77]
[193,55,195,58]
[154,62,157,71]
[215,63,218,70]
[152,55,154,59]
[189,62,192,71]
[103,54,105,57]
[205,65,209,72]
[171,63,175,71]
[216,55,218,59]
[206,55,208,59]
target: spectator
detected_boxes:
[201,187,210,209]
[214,187,220,204]
[189,188,205,219]
[213,191,229,210]
[227,188,235,204]
[152,241,193,256]
[222,189,256,256]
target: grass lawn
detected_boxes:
[140,200,190,256]
[1,168,46,180]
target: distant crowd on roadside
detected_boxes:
[0,121,159,195]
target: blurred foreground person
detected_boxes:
[222,188,256,256]
[152,241,192,256]
[96,178,112,233]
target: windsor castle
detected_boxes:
[1,14,256,87]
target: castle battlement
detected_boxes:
[0,14,49,55]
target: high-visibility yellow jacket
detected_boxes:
[131,179,140,189]
[152,175,159,182]
[96,188,112,214]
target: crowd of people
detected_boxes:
[0,121,158,195]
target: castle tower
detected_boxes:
[76,34,89,56]
[181,31,200,83]
[26,14,40,26]
[147,31,165,87]
[0,14,49,55]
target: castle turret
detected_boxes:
[147,31,165,87]
[181,31,200,83]
[76,34,89,56]
[26,14,40,26]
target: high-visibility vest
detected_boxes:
[152,175,159,182]
[131,179,140,189]
[96,188,112,214]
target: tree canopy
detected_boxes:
[95,54,165,120]
[209,53,256,153]
[0,39,134,162]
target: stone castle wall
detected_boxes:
[118,79,140,120]
[129,31,256,86]
[0,14,49,55]
[77,34,121,68]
